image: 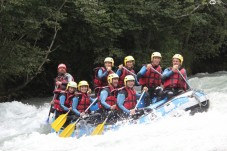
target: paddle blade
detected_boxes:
[51,114,67,132]
[59,123,76,138]
[91,122,105,136]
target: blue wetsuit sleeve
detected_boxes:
[100,90,111,109]
[59,95,69,111]
[116,69,122,77]
[162,68,174,81]
[137,66,147,79]
[117,93,130,114]
[72,97,81,116]
[98,69,108,80]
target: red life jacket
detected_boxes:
[53,90,74,112]
[76,93,90,113]
[118,68,135,87]
[93,67,113,88]
[139,64,162,87]
[163,67,187,91]
[97,85,117,109]
[123,87,137,110]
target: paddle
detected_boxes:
[51,110,70,132]
[91,111,112,136]
[177,69,192,90]
[59,98,98,138]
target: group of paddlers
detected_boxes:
[50,52,188,126]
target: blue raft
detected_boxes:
[53,89,209,138]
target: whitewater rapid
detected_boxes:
[1,71,227,151]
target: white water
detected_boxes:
[1,71,227,151]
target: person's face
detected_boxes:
[80,86,88,93]
[104,62,112,68]
[126,80,135,88]
[58,67,66,75]
[68,87,76,93]
[172,58,181,66]
[126,61,134,68]
[111,78,119,87]
[152,57,161,66]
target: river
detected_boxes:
[1,71,227,151]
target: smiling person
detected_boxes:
[55,63,74,90]
[137,52,162,106]
[53,81,77,127]
[72,81,97,118]
[93,57,114,90]
[95,73,120,123]
[117,75,148,118]
[49,64,74,116]
[116,56,139,87]
[162,54,187,96]
[97,73,119,111]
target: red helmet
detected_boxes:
[58,63,66,69]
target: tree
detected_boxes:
[0,0,66,100]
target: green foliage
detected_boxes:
[0,0,66,97]
[0,0,227,100]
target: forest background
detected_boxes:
[0,0,226,101]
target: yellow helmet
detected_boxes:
[78,80,89,91]
[151,52,162,61]
[172,54,183,65]
[124,75,135,85]
[124,56,135,66]
[104,57,114,67]
[66,81,77,90]
[107,73,119,84]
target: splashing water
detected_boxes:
[1,71,227,151]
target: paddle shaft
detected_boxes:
[47,104,53,121]
[65,110,71,115]
[177,69,192,90]
[122,67,137,77]
[150,66,162,76]
[134,90,145,109]
[72,118,80,125]
[104,111,112,123]
[46,86,57,122]
[84,98,98,113]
